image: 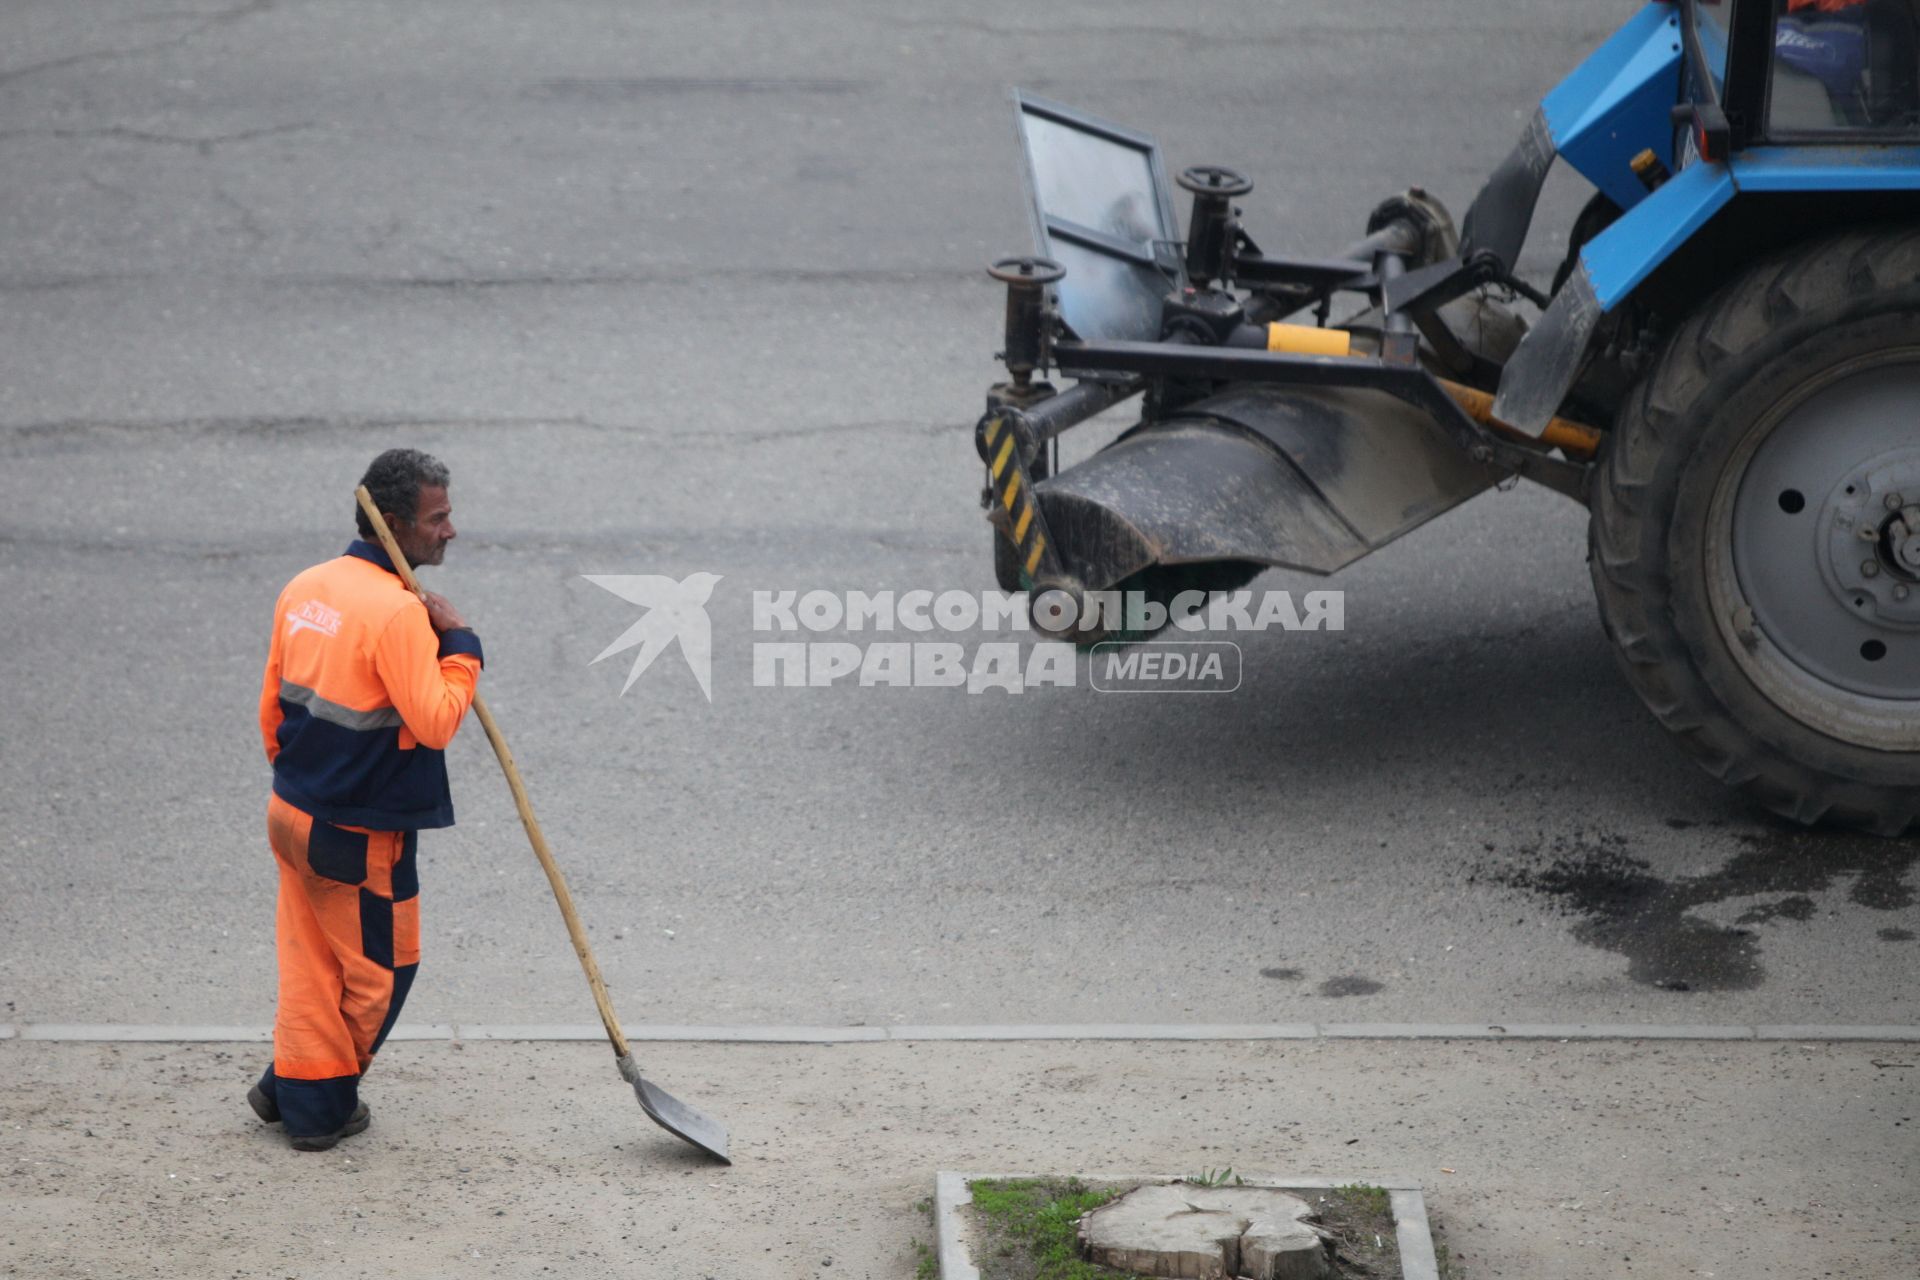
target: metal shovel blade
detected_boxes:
[620,1055,730,1163]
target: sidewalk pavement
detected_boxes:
[2,1036,1914,1278]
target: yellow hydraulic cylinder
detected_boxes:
[1266,323,1354,357]
[1438,378,1601,460]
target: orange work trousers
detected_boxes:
[255,793,420,1137]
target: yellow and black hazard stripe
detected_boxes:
[981,413,1053,581]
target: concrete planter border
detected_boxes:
[934,1171,1437,1280]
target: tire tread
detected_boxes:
[1590,229,1918,835]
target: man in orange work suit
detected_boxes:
[248,448,483,1151]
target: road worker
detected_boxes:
[247,448,483,1151]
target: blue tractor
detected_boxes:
[976,0,1920,833]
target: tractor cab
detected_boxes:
[1725,0,1920,136]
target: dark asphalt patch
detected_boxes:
[1318,976,1384,998]
[1480,829,1918,992]
[1259,967,1304,981]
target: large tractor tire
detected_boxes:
[1590,229,1920,834]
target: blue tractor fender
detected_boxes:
[1487,2,1920,432]
[1461,0,1690,428]
[1459,2,1685,275]
[1543,1,1688,211]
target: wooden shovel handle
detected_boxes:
[353,486,633,1060]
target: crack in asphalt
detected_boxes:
[523,76,870,100]
[0,0,275,90]
[0,414,961,458]
[0,266,976,291]
[0,526,971,562]
[881,14,1616,47]
[209,182,269,246]
[0,273,150,293]
[80,172,139,205]
[0,122,313,155]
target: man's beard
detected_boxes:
[402,537,444,568]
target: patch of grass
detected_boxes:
[964,1178,1149,1280]
[911,1196,939,1279]
[1332,1182,1392,1216]
[1313,1183,1400,1278]
[1181,1166,1243,1188]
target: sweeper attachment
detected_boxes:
[976,1,1920,833]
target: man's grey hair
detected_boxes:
[355,448,451,539]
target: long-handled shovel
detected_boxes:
[355,486,730,1164]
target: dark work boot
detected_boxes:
[289,1103,371,1152]
[247,1082,281,1125]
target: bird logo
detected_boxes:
[583,572,723,700]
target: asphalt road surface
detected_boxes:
[2,0,1915,1033]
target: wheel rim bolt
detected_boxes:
[1862,559,1881,577]
[1896,584,1912,601]
[1887,492,1906,511]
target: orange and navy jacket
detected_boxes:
[259,540,484,830]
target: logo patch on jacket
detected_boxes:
[287,599,344,640]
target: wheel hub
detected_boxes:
[1820,455,1920,630]
[1886,502,1920,576]
[1722,360,1920,720]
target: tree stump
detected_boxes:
[1077,1183,1331,1280]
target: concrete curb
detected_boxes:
[5,1022,1919,1044]
[935,1173,1435,1280]
[904,1023,1320,1041]
[1321,1023,1758,1040]
[933,1171,974,1280]
[18,1024,273,1042]
[451,1025,612,1041]
[1388,1186,1441,1280]
[450,1024,889,1043]
[1753,1025,1920,1040]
